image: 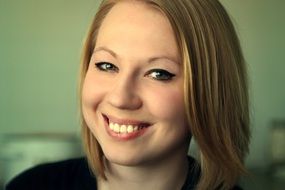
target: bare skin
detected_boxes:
[82,1,190,190]
[99,151,189,190]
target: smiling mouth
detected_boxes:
[102,114,151,136]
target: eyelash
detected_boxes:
[145,69,176,81]
[95,62,119,72]
[95,62,175,81]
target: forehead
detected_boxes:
[95,1,179,61]
[103,1,163,27]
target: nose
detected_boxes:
[106,74,142,110]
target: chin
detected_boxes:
[103,150,143,166]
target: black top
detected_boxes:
[5,157,242,190]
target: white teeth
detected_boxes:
[109,122,140,134]
[110,123,114,130]
[127,125,134,133]
[114,123,120,133]
[120,125,127,133]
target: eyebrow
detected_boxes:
[148,56,179,65]
[93,46,179,65]
[93,47,118,58]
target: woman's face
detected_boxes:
[82,1,189,166]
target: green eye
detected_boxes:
[145,69,175,81]
[95,62,118,72]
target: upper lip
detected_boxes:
[103,114,151,127]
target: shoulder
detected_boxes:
[183,156,244,190]
[232,185,243,190]
[181,156,200,190]
[5,157,97,190]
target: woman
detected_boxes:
[6,0,250,189]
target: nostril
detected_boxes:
[106,84,143,110]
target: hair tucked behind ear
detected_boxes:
[151,0,250,189]
[79,0,250,189]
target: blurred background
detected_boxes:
[0,0,284,189]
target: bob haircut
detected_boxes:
[79,0,250,189]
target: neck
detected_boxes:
[98,149,189,190]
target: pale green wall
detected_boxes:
[220,0,285,168]
[0,0,100,134]
[1,0,285,169]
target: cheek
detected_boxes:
[81,72,107,115]
[81,72,111,136]
[145,84,186,122]
[82,74,95,109]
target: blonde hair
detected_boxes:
[79,0,250,189]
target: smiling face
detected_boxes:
[82,1,190,166]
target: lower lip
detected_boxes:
[103,117,149,141]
